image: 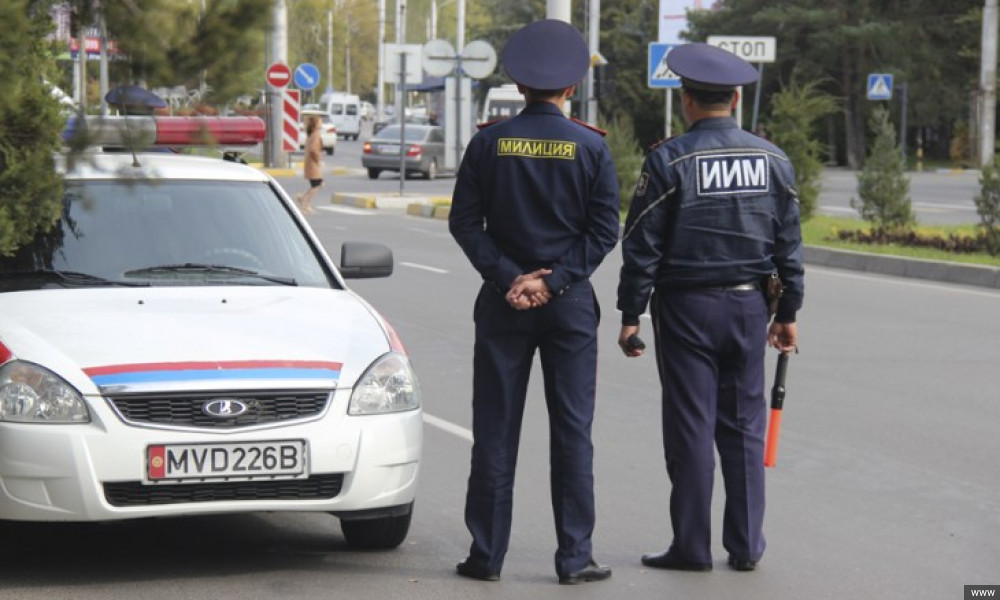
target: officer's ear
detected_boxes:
[563,85,576,100]
[730,89,740,111]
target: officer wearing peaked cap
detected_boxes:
[449,19,619,586]
[616,42,805,573]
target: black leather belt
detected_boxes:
[710,281,759,292]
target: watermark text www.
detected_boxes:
[966,585,999,599]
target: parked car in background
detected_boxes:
[298,109,337,155]
[360,101,376,121]
[361,124,446,180]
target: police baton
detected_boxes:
[764,352,790,468]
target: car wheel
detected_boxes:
[367,168,381,179]
[325,147,334,156]
[424,158,437,180]
[340,507,412,549]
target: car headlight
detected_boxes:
[0,361,90,423]
[348,353,421,415]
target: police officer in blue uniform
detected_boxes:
[616,43,804,573]
[449,19,620,586]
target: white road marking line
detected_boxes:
[423,413,473,443]
[318,205,374,215]
[401,262,449,274]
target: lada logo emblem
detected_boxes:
[202,398,249,418]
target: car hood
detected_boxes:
[0,286,391,395]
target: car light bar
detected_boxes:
[63,115,267,148]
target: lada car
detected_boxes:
[0,116,422,549]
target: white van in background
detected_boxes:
[479,84,571,124]
[319,91,363,140]
[480,84,524,123]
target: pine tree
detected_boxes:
[0,1,65,257]
[974,154,1000,255]
[852,105,913,230]
[767,78,839,221]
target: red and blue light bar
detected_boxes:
[63,116,267,148]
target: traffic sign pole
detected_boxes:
[266,61,291,168]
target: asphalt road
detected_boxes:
[4,142,995,599]
[291,136,986,226]
[7,196,996,600]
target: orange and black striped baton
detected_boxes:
[764,352,790,468]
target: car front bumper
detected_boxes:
[0,387,422,521]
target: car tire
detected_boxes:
[424,158,437,180]
[367,168,381,179]
[325,147,334,156]
[340,507,412,550]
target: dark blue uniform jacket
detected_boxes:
[617,116,804,324]
[449,102,620,294]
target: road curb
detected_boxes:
[804,246,1000,289]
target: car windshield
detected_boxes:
[0,180,336,291]
[374,126,428,142]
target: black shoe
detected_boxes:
[456,558,500,581]
[641,550,712,572]
[727,555,757,571]
[558,560,612,585]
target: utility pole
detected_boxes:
[547,0,570,23]
[980,0,998,166]
[586,0,599,125]
[377,0,386,122]
[268,0,289,168]
[327,10,333,93]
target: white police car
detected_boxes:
[0,116,421,549]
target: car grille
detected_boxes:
[104,474,344,506]
[107,390,331,428]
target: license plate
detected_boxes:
[378,145,399,154]
[146,440,306,483]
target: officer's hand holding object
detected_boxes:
[618,325,645,357]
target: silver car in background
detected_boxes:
[361,124,445,180]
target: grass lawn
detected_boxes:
[803,215,1000,268]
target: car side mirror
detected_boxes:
[339,242,393,279]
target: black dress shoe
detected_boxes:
[727,555,757,571]
[558,560,612,585]
[456,558,500,581]
[641,550,712,572]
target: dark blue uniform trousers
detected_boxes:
[651,287,768,565]
[464,280,599,577]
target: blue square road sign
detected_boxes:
[648,43,681,89]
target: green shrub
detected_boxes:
[852,105,914,230]
[601,113,645,215]
[766,79,839,222]
[974,153,1000,255]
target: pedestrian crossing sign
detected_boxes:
[867,73,893,100]
[648,43,681,89]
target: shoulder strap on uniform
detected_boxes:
[477,120,502,131]
[649,135,676,151]
[569,117,607,137]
